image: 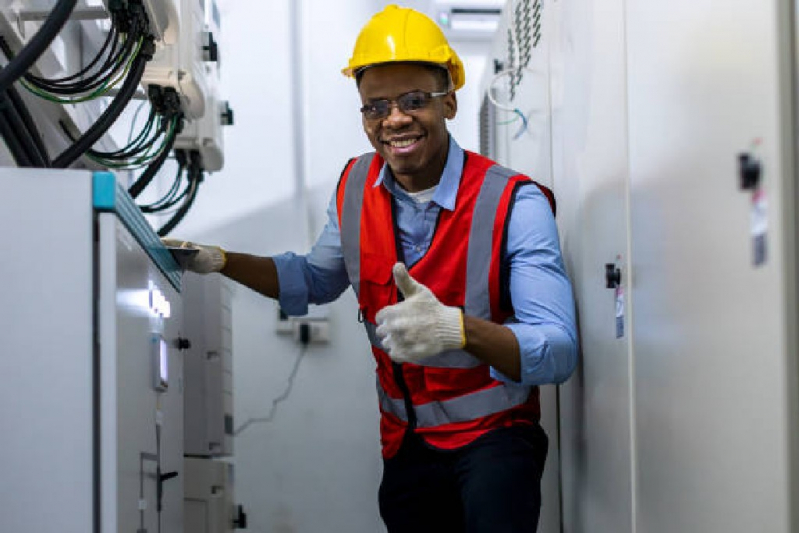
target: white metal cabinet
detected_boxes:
[548,0,635,531]
[0,169,185,533]
[625,1,797,531]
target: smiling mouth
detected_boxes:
[383,136,422,149]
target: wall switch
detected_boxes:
[292,319,329,344]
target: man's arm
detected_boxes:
[493,183,578,385]
[220,253,279,299]
[164,190,350,314]
[463,316,522,381]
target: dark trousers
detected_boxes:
[378,424,548,533]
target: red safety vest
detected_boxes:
[336,150,555,458]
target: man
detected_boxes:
[166,4,577,532]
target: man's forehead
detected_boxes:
[360,63,440,81]
[358,63,441,95]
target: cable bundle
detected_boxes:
[148,149,205,237]
[0,6,140,104]
[52,2,155,168]
[0,0,208,235]
[0,0,78,166]
[89,86,183,172]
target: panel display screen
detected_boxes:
[153,336,169,391]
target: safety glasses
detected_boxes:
[360,90,449,120]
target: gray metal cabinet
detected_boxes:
[0,169,185,533]
[625,0,798,531]
[483,0,799,531]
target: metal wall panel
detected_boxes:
[548,0,635,530]
[0,169,95,533]
[625,0,793,531]
[477,3,566,530]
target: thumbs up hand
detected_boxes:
[375,263,465,363]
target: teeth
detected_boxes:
[389,138,416,148]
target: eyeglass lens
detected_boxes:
[363,91,433,119]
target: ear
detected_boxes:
[443,92,457,120]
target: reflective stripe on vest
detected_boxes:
[377,375,531,427]
[340,153,375,297]
[466,164,518,319]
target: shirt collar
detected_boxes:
[374,136,464,212]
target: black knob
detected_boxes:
[605,264,621,289]
[203,31,219,62]
[493,59,505,74]
[221,101,234,126]
[738,153,761,190]
[233,504,248,529]
[160,471,179,482]
[176,337,191,350]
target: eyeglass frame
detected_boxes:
[359,90,450,121]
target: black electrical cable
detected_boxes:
[24,33,127,94]
[28,29,135,95]
[92,112,164,160]
[156,175,199,237]
[58,108,164,166]
[52,48,149,168]
[4,83,49,166]
[0,97,33,166]
[25,24,117,85]
[157,153,203,236]
[0,0,78,94]
[139,154,187,213]
[128,115,181,198]
[0,26,123,94]
[0,91,45,167]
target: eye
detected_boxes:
[400,92,427,111]
[361,100,389,119]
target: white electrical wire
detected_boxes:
[486,0,542,139]
[487,67,542,139]
[487,67,541,113]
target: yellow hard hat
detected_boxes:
[342,4,465,91]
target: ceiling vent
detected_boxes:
[431,1,504,40]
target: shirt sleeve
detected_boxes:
[272,190,351,316]
[490,183,579,386]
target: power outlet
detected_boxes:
[292,319,329,345]
[276,306,292,334]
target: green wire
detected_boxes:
[90,116,178,170]
[21,36,143,104]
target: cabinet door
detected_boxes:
[549,0,635,531]
[625,0,795,531]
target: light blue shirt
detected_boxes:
[273,137,578,386]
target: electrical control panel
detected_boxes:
[174,0,230,171]
[182,272,235,458]
[139,0,209,119]
[0,168,185,532]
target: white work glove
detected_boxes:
[161,238,227,274]
[375,263,465,363]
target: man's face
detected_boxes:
[358,63,457,191]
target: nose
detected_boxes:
[382,103,412,126]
